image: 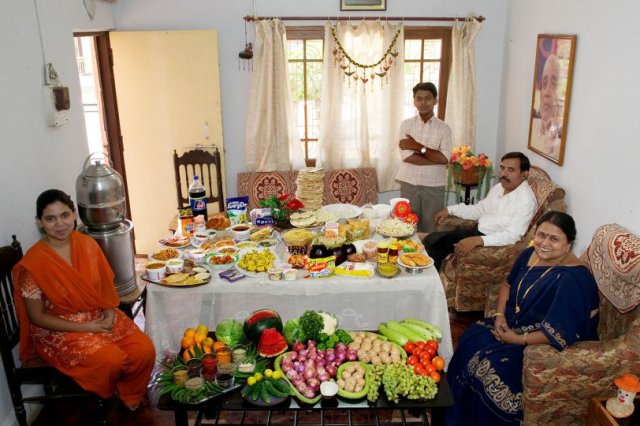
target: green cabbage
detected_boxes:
[283,318,306,345]
[215,319,244,346]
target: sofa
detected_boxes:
[438,166,566,313]
[237,167,378,210]
[521,223,640,425]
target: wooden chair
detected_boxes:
[173,145,225,213]
[0,235,107,426]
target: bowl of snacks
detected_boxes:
[149,247,182,262]
[205,253,238,269]
[187,248,207,262]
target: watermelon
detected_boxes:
[257,328,288,357]
[243,309,283,343]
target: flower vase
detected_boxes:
[452,166,480,185]
[274,218,293,230]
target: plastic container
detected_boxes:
[189,175,208,221]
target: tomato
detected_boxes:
[412,347,423,358]
[416,341,427,350]
[432,356,446,371]
[404,341,416,354]
[429,371,441,383]
[419,352,432,363]
[420,358,432,368]
[424,364,436,376]
[407,355,418,367]
[414,366,426,376]
[425,346,437,358]
[426,340,439,352]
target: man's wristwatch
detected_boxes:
[419,147,427,155]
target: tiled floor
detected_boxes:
[31,260,482,426]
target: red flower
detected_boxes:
[393,201,412,218]
[277,193,290,202]
[403,212,419,225]
[286,198,304,211]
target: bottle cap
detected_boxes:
[194,175,200,180]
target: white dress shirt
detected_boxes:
[447,181,538,247]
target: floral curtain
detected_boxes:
[245,19,304,171]
[445,19,483,150]
[316,21,405,192]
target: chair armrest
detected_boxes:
[436,216,476,232]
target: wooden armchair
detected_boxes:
[521,224,640,425]
[438,166,566,313]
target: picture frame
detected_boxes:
[527,34,576,166]
[340,0,386,11]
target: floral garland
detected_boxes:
[329,24,401,88]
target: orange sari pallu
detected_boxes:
[13,231,155,406]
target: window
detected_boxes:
[403,27,452,120]
[286,26,451,165]
[286,27,324,167]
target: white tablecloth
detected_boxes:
[145,266,453,367]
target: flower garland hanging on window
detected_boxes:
[329,24,401,88]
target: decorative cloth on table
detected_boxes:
[587,223,640,313]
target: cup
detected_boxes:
[283,268,297,281]
[145,261,166,281]
[186,358,202,378]
[166,258,184,273]
[215,346,233,365]
[193,232,209,246]
[228,224,251,241]
[215,371,234,389]
[231,345,247,364]
[207,229,217,241]
[201,353,218,381]
[217,362,236,374]
[188,248,207,262]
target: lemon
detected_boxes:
[272,371,282,380]
[264,369,273,378]
[254,372,263,381]
[247,377,257,386]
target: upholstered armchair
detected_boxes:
[522,224,640,425]
[438,166,566,313]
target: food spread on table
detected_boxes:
[155,308,445,406]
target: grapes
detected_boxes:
[366,361,437,403]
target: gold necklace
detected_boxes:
[514,256,561,313]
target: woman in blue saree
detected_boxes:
[445,211,599,425]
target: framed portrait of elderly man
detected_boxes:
[527,34,576,166]
[340,0,386,11]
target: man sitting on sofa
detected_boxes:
[424,151,538,270]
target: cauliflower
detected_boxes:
[318,311,338,336]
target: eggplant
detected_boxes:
[309,244,329,259]
[332,245,346,266]
[343,243,356,257]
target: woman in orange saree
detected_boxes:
[13,189,155,410]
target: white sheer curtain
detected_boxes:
[316,21,404,192]
[245,20,304,171]
[445,19,483,150]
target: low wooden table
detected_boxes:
[158,374,453,426]
[587,396,640,426]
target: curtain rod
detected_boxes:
[244,15,485,23]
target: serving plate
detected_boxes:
[397,255,434,272]
[242,382,291,407]
[336,362,370,400]
[235,248,280,278]
[149,247,183,262]
[204,252,238,270]
[159,235,191,248]
[375,219,416,238]
[320,204,363,220]
[140,271,210,287]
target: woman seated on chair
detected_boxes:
[445,211,599,425]
[12,189,155,411]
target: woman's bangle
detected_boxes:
[523,332,528,346]
[492,312,504,318]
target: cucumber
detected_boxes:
[386,321,424,343]
[273,378,292,395]
[265,379,289,398]
[241,385,252,397]
[260,382,271,403]
[377,323,408,346]
[399,322,434,341]
[402,318,443,340]
[250,382,262,401]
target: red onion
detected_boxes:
[282,361,294,372]
[326,348,335,356]
[307,340,317,349]
[297,355,307,364]
[317,350,325,358]
[295,363,305,374]
[335,358,344,367]
[315,358,326,369]
[292,375,305,387]
[316,372,330,383]
[293,342,306,352]
[316,366,326,375]
[286,369,298,380]
[325,352,336,363]
[303,388,316,399]
[298,349,309,358]
[307,377,320,391]
[335,343,347,353]
[346,350,357,361]
[296,381,307,393]
[288,352,298,361]
[335,351,346,362]
[303,366,317,380]
[305,358,315,368]
[308,351,318,361]
[325,365,337,377]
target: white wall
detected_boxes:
[500,0,640,253]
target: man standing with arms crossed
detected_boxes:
[395,82,452,233]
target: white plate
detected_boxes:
[235,248,281,278]
[158,236,191,248]
[397,256,434,270]
[321,204,363,220]
[204,253,238,270]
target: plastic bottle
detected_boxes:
[188,175,208,221]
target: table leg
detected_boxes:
[430,407,445,426]
[173,406,189,426]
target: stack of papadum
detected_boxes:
[295,168,325,210]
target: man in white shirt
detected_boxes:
[395,82,452,233]
[424,152,538,270]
